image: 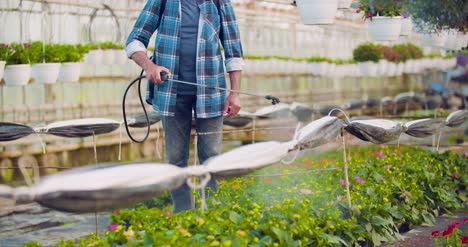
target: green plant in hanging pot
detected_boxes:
[0,44,13,83]
[353,43,382,77]
[29,41,62,84]
[99,41,123,65]
[57,44,83,83]
[3,43,33,86]
[358,0,404,41]
[85,43,104,65]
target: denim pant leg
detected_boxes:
[162,95,196,213]
[195,115,223,193]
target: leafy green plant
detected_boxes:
[5,42,32,65]
[404,43,424,59]
[99,41,124,50]
[353,43,382,63]
[28,41,62,64]
[51,146,466,247]
[56,44,85,63]
[357,0,403,20]
[405,0,467,33]
[381,45,404,63]
[0,44,13,62]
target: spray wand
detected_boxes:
[123,72,281,143]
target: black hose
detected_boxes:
[122,71,149,144]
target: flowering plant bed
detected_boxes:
[29,146,467,246]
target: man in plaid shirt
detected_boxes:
[126,0,243,213]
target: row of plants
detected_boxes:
[35,146,467,246]
[353,43,424,63]
[0,41,127,86]
[296,0,467,43]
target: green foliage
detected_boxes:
[357,0,404,19]
[28,42,62,64]
[0,44,13,62]
[5,43,33,65]
[353,43,382,62]
[98,42,125,50]
[381,45,404,63]
[56,44,85,63]
[59,146,466,247]
[405,0,467,33]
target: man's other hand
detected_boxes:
[223,92,241,117]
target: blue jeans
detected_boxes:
[162,94,223,213]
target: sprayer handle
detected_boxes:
[160,73,170,82]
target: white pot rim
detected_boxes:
[369,16,403,20]
[61,62,82,65]
[5,64,31,68]
[32,63,61,67]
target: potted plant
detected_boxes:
[0,44,11,82]
[400,12,413,36]
[353,43,381,77]
[58,44,84,83]
[358,0,404,41]
[3,43,32,86]
[85,43,103,65]
[295,0,339,25]
[29,41,62,84]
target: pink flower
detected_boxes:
[431,231,440,237]
[376,151,387,160]
[461,237,468,244]
[464,218,468,224]
[114,210,120,216]
[337,196,346,202]
[367,13,373,18]
[442,230,452,237]
[384,165,392,170]
[340,179,348,187]
[355,176,365,185]
[448,222,461,231]
[108,224,119,232]
[24,43,31,49]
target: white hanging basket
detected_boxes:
[421,33,447,48]
[59,62,81,83]
[4,64,32,86]
[113,49,128,65]
[444,30,458,50]
[358,62,378,77]
[85,49,103,65]
[32,63,61,84]
[337,0,352,9]
[400,18,413,36]
[368,16,403,41]
[296,0,338,25]
[102,49,116,65]
[0,61,5,82]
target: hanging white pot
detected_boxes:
[4,64,32,86]
[85,49,103,65]
[444,30,459,50]
[368,16,403,41]
[32,63,61,84]
[358,61,378,77]
[102,49,116,65]
[296,0,338,25]
[421,32,447,48]
[59,62,81,83]
[377,59,388,76]
[400,18,413,36]
[114,49,128,65]
[0,61,5,82]
[337,0,352,9]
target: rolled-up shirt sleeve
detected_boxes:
[219,0,244,72]
[126,0,163,58]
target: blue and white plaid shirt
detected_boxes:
[126,0,244,118]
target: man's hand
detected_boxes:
[224,92,241,117]
[144,63,171,84]
[130,51,171,84]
